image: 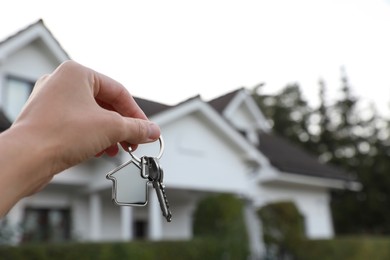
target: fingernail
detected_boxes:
[148,122,161,141]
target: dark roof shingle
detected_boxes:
[134,97,171,117]
[259,132,355,181]
[208,88,243,113]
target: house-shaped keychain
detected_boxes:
[106,159,149,206]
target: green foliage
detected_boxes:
[6,237,390,260]
[0,218,19,245]
[257,201,305,258]
[252,69,390,235]
[253,83,312,149]
[192,193,249,258]
[0,194,250,260]
[0,239,239,260]
[294,236,390,260]
[193,194,247,239]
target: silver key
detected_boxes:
[145,156,172,222]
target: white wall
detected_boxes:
[145,112,252,195]
[3,39,58,81]
[71,195,90,241]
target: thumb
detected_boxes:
[119,117,161,145]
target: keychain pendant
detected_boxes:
[106,136,172,222]
[106,159,148,206]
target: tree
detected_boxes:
[258,201,305,259]
[324,68,390,234]
[315,78,336,161]
[252,68,390,235]
[252,83,313,150]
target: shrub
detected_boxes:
[193,193,249,258]
[258,201,305,258]
[0,239,229,260]
[0,218,20,245]
[294,236,390,260]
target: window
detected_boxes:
[3,76,34,121]
[22,208,71,243]
[133,220,147,239]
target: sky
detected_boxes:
[2,0,390,116]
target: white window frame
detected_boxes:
[2,75,34,121]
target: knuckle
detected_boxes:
[59,60,77,69]
[135,119,149,140]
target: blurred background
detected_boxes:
[1,1,390,259]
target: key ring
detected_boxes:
[128,136,164,164]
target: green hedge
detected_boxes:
[5,232,390,260]
[0,239,240,260]
[257,201,390,259]
[295,237,390,260]
[0,193,249,260]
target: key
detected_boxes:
[145,156,172,222]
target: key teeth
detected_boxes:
[160,183,172,222]
[162,189,170,208]
[166,213,172,222]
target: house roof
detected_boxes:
[206,87,354,182]
[258,132,355,181]
[0,19,39,46]
[135,88,356,183]
[139,91,354,182]
[208,88,243,113]
[0,19,70,61]
[134,97,171,117]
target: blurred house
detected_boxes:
[0,20,359,257]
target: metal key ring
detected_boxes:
[128,136,164,164]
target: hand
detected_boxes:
[0,60,160,215]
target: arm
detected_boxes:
[0,60,160,216]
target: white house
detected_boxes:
[0,20,360,258]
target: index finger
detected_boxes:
[92,71,147,120]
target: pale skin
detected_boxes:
[0,60,160,216]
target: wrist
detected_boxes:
[0,124,54,216]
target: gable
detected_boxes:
[0,19,69,123]
[228,102,259,130]
[207,88,360,189]
[209,88,271,136]
[221,88,271,132]
[132,98,269,194]
[208,88,240,113]
[0,19,69,63]
[3,38,61,80]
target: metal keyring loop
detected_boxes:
[128,136,164,164]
